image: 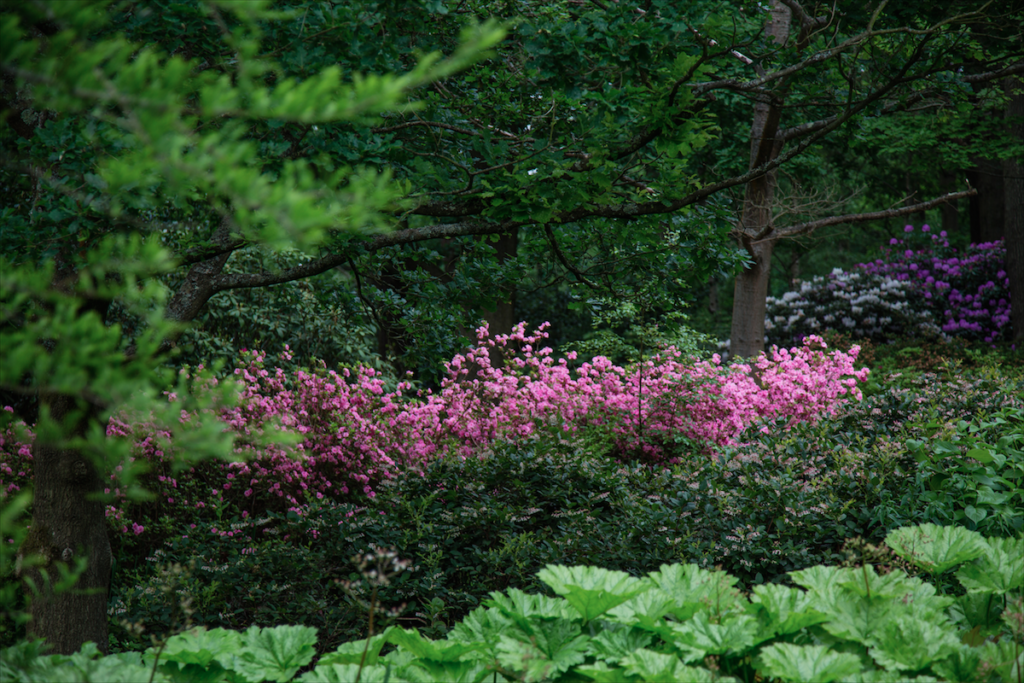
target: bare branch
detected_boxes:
[773,188,977,238]
[963,60,1024,83]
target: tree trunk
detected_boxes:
[1004,73,1024,344]
[731,238,776,356]
[968,156,1005,243]
[728,0,790,359]
[482,229,519,367]
[21,394,111,655]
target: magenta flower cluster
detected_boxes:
[0,324,868,534]
[860,226,1011,342]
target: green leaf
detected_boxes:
[749,583,828,638]
[966,447,995,464]
[956,536,1024,594]
[980,638,1024,683]
[836,565,926,600]
[885,524,987,574]
[576,660,639,682]
[931,644,985,683]
[298,663,421,683]
[620,648,719,683]
[789,565,846,596]
[607,589,676,630]
[817,593,894,647]
[446,606,510,660]
[485,588,579,622]
[667,612,759,656]
[537,565,650,622]
[316,631,390,666]
[403,659,490,683]
[867,615,960,672]
[964,505,988,524]
[385,627,482,662]
[646,563,746,621]
[158,661,229,683]
[157,627,243,668]
[757,643,863,683]
[495,618,589,683]
[585,623,653,663]
[228,625,318,683]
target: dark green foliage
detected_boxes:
[165,248,382,375]
[103,363,1023,658]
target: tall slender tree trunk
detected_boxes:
[21,393,111,655]
[1003,73,1024,344]
[729,0,790,359]
[967,156,1005,243]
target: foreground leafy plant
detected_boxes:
[4,524,1021,682]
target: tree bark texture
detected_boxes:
[729,0,790,359]
[22,394,111,655]
[1003,73,1024,344]
[731,238,777,356]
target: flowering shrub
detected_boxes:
[0,324,868,532]
[767,226,1011,344]
[765,269,942,344]
[862,226,1010,342]
[0,407,32,498]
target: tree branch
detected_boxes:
[206,219,518,293]
[409,198,486,217]
[776,0,830,33]
[543,225,600,289]
[371,120,481,137]
[778,91,926,142]
[773,188,977,238]
[962,60,1024,83]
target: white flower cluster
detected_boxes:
[765,268,944,344]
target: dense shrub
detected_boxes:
[766,226,1010,345]
[1,325,867,533]
[95,367,1021,656]
[863,227,1010,342]
[765,268,942,344]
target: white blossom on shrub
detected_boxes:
[765,269,944,344]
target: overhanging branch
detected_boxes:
[773,188,977,238]
[207,219,518,292]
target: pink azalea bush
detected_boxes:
[0,323,868,532]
